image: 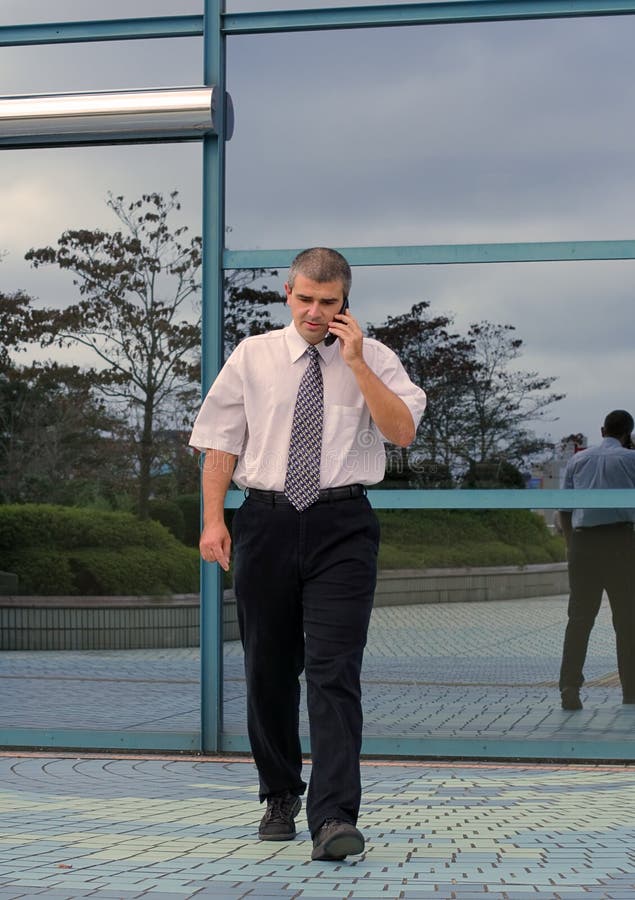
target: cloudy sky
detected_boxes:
[2,1,635,447]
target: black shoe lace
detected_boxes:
[263,794,294,825]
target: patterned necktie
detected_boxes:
[284,345,324,511]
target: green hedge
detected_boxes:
[173,493,201,547]
[0,504,564,594]
[0,504,198,595]
[376,509,565,569]
[147,498,186,542]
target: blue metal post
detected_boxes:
[200,0,226,754]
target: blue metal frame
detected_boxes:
[3,2,635,47]
[225,240,635,270]
[0,729,200,752]
[200,0,227,755]
[220,732,635,761]
[2,0,635,759]
[223,1,635,33]
[226,489,635,509]
[0,17,202,47]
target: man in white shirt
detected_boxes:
[190,247,426,861]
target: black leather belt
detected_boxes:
[246,484,366,505]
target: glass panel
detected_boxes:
[221,259,635,752]
[0,1,202,26]
[222,507,635,752]
[0,37,202,95]
[1,143,203,747]
[226,14,635,248]
[221,260,635,487]
[363,516,633,747]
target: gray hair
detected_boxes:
[287,247,352,297]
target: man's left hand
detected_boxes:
[327,311,364,367]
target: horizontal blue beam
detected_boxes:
[368,489,635,509]
[219,732,635,760]
[0,728,200,751]
[2,2,635,47]
[0,16,202,47]
[224,0,635,34]
[224,240,635,271]
[361,735,635,760]
[225,488,635,510]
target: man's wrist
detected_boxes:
[203,509,227,528]
[348,357,370,377]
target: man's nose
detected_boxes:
[308,301,322,318]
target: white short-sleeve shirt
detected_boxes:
[189,323,427,490]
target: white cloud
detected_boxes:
[3,4,635,449]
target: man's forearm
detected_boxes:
[202,449,238,525]
[349,360,415,447]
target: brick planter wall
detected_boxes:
[1,563,568,651]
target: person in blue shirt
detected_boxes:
[558,409,635,710]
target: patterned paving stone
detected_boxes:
[2,596,635,896]
[0,756,634,899]
[2,598,633,750]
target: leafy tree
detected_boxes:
[0,287,40,374]
[368,303,563,483]
[462,458,526,489]
[26,191,203,517]
[1,260,131,506]
[559,432,587,454]
[459,321,563,471]
[368,301,477,485]
[25,194,286,516]
[223,275,285,360]
[0,362,130,505]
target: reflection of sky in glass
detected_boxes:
[2,7,635,447]
[0,0,202,25]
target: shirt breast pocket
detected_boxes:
[324,404,373,452]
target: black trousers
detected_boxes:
[559,524,635,698]
[232,493,379,837]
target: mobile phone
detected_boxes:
[324,296,349,346]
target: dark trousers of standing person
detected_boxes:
[232,490,379,838]
[559,524,635,700]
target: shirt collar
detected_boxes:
[285,323,339,365]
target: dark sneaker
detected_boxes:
[561,687,582,710]
[311,819,365,861]
[258,792,301,841]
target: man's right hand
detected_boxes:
[199,522,231,571]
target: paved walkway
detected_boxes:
[1,598,633,748]
[1,596,635,897]
[0,753,634,899]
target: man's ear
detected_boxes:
[284,282,292,305]
[601,427,606,437]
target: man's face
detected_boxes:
[285,274,345,345]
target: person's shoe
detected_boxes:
[258,792,301,841]
[561,687,583,710]
[311,819,365,861]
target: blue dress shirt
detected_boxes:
[562,436,635,528]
